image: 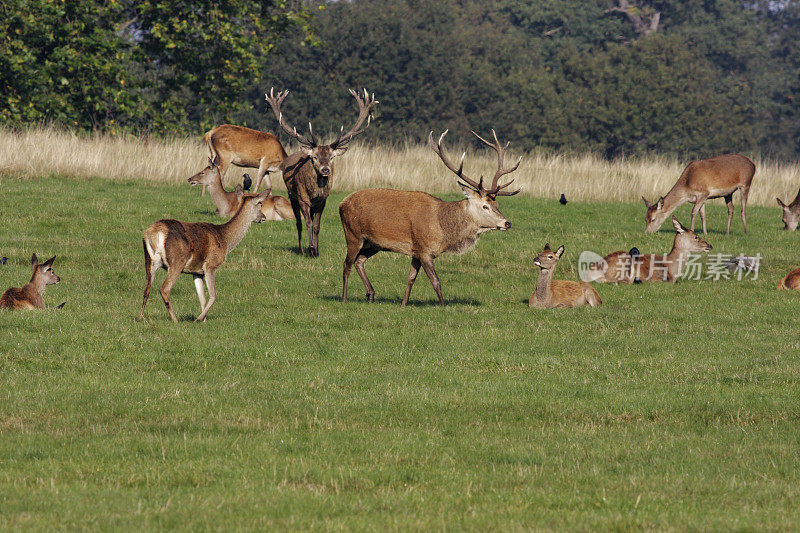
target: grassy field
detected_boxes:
[1,172,799,530]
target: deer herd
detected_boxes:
[3,88,800,317]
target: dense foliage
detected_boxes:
[2,0,798,158]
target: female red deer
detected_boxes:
[0,254,60,310]
[339,129,520,306]
[529,244,601,309]
[265,88,378,257]
[642,154,755,235]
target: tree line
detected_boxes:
[3,1,799,160]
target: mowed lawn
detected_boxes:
[1,174,798,530]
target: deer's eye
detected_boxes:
[482,205,489,210]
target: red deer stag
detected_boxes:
[265,87,378,257]
[137,191,270,323]
[776,187,800,231]
[643,154,755,235]
[195,125,287,196]
[0,254,60,310]
[339,129,521,306]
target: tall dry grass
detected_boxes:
[1,125,798,206]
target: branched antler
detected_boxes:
[428,130,485,193]
[470,129,522,197]
[265,88,316,148]
[330,89,379,149]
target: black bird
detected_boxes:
[559,194,568,205]
[56,301,66,310]
[0,257,7,265]
[628,247,640,258]
[242,173,252,191]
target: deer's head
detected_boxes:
[239,190,271,224]
[672,216,712,252]
[31,253,59,286]
[266,88,378,184]
[533,243,564,271]
[642,196,669,233]
[188,156,222,187]
[429,130,521,232]
[776,188,800,230]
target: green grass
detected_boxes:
[1,174,799,530]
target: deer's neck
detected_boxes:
[27,274,47,296]
[665,237,690,279]
[662,181,691,213]
[207,175,236,215]
[532,268,553,307]
[219,209,254,253]
[438,200,481,254]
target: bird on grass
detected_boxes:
[559,194,568,205]
[242,173,252,191]
[0,257,7,265]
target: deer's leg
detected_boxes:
[724,193,734,235]
[253,159,271,193]
[159,266,182,323]
[401,258,422,307]
[420,257,445,306]
[289,196,304,254]
[699,203,708,236]
[690,194,708,234]
[309,201,326,258]
[193,274,207,314]
[740,187,750,234]
[354,248,378,302]
[301,203,314,257]
[342,231,362,303]
[138,240,158,322]
[195,271,216,322]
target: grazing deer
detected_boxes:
[643,154,755,235]
[0,254,60,310]
[265,87,378,257]
[630,216,712,282]
[137,191,270,323]
[188,161,295,221]
[197,124,287,196]
[530,244,601,309]
[776,188,800,231]
[777,267,800,290]
[339,129,520,306]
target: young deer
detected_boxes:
[630,216,712,282]
[530,244,601,309]
[777,267,800,290]
[265,88,378,257]
[0,254,60,310]
[340,129,520,306]
[198,124,287,196]
[137,191,270,323]
[643,153,755,235]
[188,159,295,221]
[776,188,800,231]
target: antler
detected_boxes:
[265,87,317,148]
[471,129,522,197]
[330,88,379,149]
[428,130,485,193]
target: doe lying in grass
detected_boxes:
[776,187,800,231]
[530,244,601,309]
[137,191,269,323]
[777,267,800,290]
[0,254,59,310]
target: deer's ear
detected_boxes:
[656,197,664,210]
[211,154,220,167]
[459,183,479,199]
[42,256,55,267]
[642,196,653,208]
[256,190,271,203]
[777,197,787,208]
[543,242,551,251]
[555,245,565,258]
[672,216,686,233]
[301,146,314,157]
[31,253,38,268]
[332,146,348,157]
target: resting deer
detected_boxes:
[196,124,287,196]
[340,129,520,306]
[643,154,755,235]
[776,187,800,231]
[265,87,378,257]
[137,191,270,323]
[188,159,295,221]
[777,267,800,290]
[586,247,640,284]
[530,244,601,309]
[0,254,60,310]
[629,216,712,282]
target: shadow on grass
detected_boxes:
[321,295,482,307]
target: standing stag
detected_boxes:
[196,125,287,196]
[339,130,521,306]
[265,88,378,257]
[642,154,755,235]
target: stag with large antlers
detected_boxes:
[339,129,521,306]
[265,87,378,257]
